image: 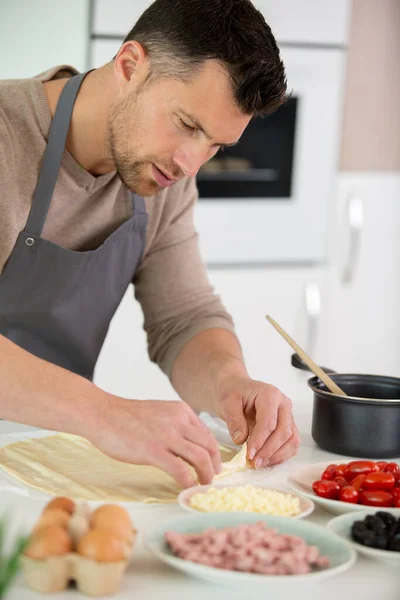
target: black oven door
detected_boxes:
[197,96,298,199]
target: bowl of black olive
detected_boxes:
[326,510,400,566]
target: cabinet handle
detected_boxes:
[342,195,364,284]
[304,282,321,357]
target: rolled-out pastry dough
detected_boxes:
[0,433,248,503]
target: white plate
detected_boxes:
[178,483,314,519]
[144,512,356,588]
[288,461,400,516]
[327,510,400,567]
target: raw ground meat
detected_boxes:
[165,522,329,575]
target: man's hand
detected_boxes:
[90,396,222,489]
[216,375,300,468]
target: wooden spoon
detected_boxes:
[266,314,347,397]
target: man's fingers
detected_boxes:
[220,392,249,445]
[174,441,216,485]
[251,401,293,467]
[266,418,301,466]
[146,424,220,488]
[154,451,197,489]
[185,422,223,474]
[246,393,280,462]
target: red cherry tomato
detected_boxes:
[344,461,380,481]
[395,497,400,508]
[339,486,359,504]
[376,461,388,470]
[394,473,400,487]
[312,480,340,500]
[321,464,338,480]
[334,476,348,488]
[350,474,366,491]
[359,489,394,507]
[363,472,395,490]
[392,487,400,501]
[384,462,400,474]
[335,464,347,478]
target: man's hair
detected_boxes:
[122,0,288,116]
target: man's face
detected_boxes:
[107,58,251,196]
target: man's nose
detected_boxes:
[174,147,207,178]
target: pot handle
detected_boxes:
[342,194,364,284]
[291,353,337,375]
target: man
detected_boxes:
[0,0,300,489]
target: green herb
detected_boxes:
[0,517,28,599]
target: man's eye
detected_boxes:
[181,119,197,133]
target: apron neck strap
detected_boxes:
[132,195,146,216]
[25,71,91,237]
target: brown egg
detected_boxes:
[68,512,90,546]
[24,526,73,559]
[43,497,75,515]
[77,529,126,562]
[34,508,71,532]
[90,505,132,540]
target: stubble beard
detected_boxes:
[107,93,160,196]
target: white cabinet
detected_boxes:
[94,287,179,400]
[94,267,328,405]
[95,190,400,401]
[324,174,400,377]
[94,267,329,404]
[92,0,152,35]
[252,0,351,46]
[91,0,351,46]
[208,268,328,404]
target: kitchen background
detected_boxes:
[0,0,399,410]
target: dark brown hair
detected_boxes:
[122,0,288,116]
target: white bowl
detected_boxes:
[327,510,400,567]
[178,483,314,519]
[144,512,356,588]
[288,461,400,516]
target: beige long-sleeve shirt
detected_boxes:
[0,65,235,377]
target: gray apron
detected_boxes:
[0,72,148,380]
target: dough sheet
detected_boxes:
[0,433,247,503]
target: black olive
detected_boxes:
[364,515,386,534]
[364,515,377,528]
[352,512,400,551]
[388,538,400,552]
[359,531,377,547]
[352,521,367,532]
[375,511,396,526]
[351,522,368,543]
[387,522,398,540]
[374,535,388,550]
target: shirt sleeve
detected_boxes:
[133,176,236,378]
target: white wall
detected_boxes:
[0,0,90,79]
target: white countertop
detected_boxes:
[0,409,398,600]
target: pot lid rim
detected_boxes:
[308,379,400,403]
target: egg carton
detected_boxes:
[21,528,136,597]
[21,499,136,596]
[21,553,130,596]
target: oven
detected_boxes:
[194,46,347,265]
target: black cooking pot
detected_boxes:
[291,353,400,458]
